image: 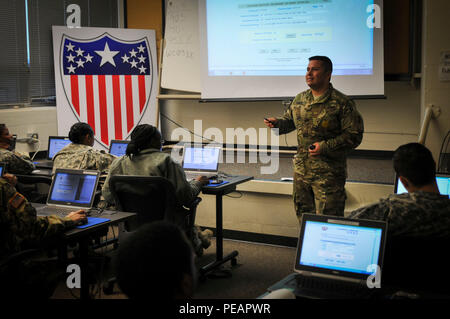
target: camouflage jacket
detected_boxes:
[0,178,75,258]
[102,148,203,207]
[348,191,450,237]
[0,148,35,175]
[52,143,116,174]
[275,84,364,176]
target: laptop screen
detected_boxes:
[394,173,450,195]
[48,169,99,208]
[48,136,71,159]
[295,214,387,281]
[182,146,221,172]
[109,140,129,157]
[0,164,4,176]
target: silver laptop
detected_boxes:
[35,168,99,217]
[292,213,388,298]
[182,145,221,180]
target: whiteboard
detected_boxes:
[161,0,201,92]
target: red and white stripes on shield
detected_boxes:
[68,74,148,146]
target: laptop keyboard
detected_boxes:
[186,174,217,181]
[38,207,74,217]
[294,274,372,298]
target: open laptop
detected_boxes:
[394,172,450,195]
[108,139,129,157]
[34,136,71,168]
[182,145,221,180]
[35,168,99,217]
[0,163,4,176]
[291,213,387,299]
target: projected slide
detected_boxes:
[206,0,373,76]
[299,221,382,274]
[199,0,383,98]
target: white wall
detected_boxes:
[160,81,420,151]
[421,0,450,165]
[0,107,57,154]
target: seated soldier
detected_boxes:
[348,143,450,237]
[0,173,87,298]
[52,122,116,174]
[101,124,212,256]
[0,124,35,175]
[349,143,450,294]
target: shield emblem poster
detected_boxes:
[52,26,158,149]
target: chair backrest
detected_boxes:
[109,175,180,230]
[15,174,53,203]
[382,235,450,294]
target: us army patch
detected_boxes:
[8,192,26,209]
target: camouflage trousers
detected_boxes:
[293,171,346,222]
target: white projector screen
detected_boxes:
[199,0,384,100]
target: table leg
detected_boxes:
[200,194,239,277]
[216,194,223,260]
[79,238,90,300]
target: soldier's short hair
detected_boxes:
[393,143,436,187]
[68,122,94,144]
[0,124,6,134]
[309,56,333,74]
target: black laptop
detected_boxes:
[34,136,71,169]
[108,139,130,157]
[394,172,450,195]
[290,213,387,299]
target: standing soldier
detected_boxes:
[264,56,364,220]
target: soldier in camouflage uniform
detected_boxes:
[0,174,86,298]
[0,174,87,257]
[0,124,35,174]
[52,122,116,174]
[102,124,212,256]
[349,143,450,237]
[265,56,364,220]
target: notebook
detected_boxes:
[394,173,450,195]
[35,168,99,217]
[182,145,221,179]
[292,213,387,299]
[34,136,71,168]
[108,140,129,157]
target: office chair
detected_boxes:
[102,175,202,294]
[15,174,52,203]
[382,235,450,296]
[0,249,62,299]
[109,175,201,232]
